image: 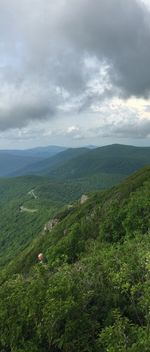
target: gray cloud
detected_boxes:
[0,101,54,131]
[0,81,56,130]
[99,118,150,139]
[113,120,150,138]
[61,0,150,97]
[0,0,150,133]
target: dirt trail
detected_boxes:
[20,206,38,213]
[28,189,38,199]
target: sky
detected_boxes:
[0,0,150,149]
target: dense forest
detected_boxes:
[0,173,123,268]
[1,144,150,268]
[0,166,150,351]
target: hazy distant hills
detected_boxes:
[0,153,42,177]
[11,144,150,181]
[0,145,67,177]
[47,144,150,180]
[0,145,67,159]
[46,145,150,179]
[0,144,150,188]
[11,147,89,177]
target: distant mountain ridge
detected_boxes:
[0,145,67,177]
[12,144,150,180]
[0,145,67,158]
[0,144,150,184]
[0,153,41,177]
[10,147,89,177]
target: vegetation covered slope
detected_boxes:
[0,166,150,351]
[0,153,129,268]
[0,175,93,267]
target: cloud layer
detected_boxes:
[0,0,150,144]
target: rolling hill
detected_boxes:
[11,145,150,184]
[47,144,150,179]
[10,147,89,177]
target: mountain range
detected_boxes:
[0,144,150,180]
[0,145,67,177]
[0,143,149,264]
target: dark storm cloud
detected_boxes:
[0,97,55,131]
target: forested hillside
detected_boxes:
[0,154,130,268]
[0,175,92,266]
[0,145,67,159]
[11,147,89,177]
[46,144,150,180]
[0,166,150,351]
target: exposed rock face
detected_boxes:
[44,218,59,232]
[80,194,88,205]
[67,204,73,209]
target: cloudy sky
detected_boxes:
[0,0,150,149]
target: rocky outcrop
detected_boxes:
[44,218,59,232]
[80,194,88,205]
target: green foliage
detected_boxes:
[0,175,95,266]
[0,166,150,351]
